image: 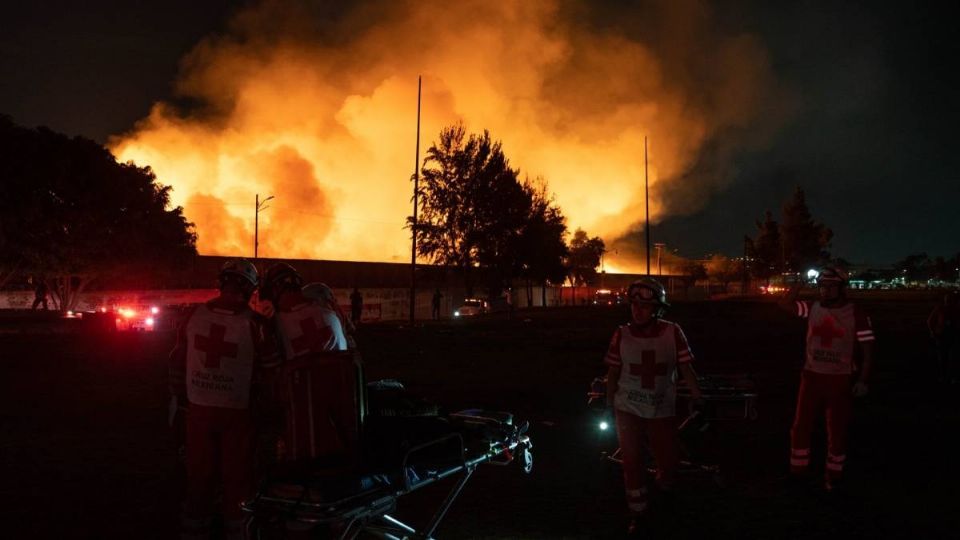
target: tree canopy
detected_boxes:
[566,228,605,287]
[780,187,832,271]
[0,115,197,308]
[416,124,568,296]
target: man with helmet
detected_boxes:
[603,278,703,534]
[168,259,278,539]
[260,263,348,357]
[301,281,358,349]
[780,265,875,492]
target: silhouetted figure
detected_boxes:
[31,277,48,310]
[928,291,960,384]
[432,288,443,320]
[350,287,363,325]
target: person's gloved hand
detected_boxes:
[852,380,869,398]
[256,299,276,318]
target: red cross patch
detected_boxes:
[629,350,667,389]
[291,317,333,353]
[194,323,238,369]
[811,315,846,348]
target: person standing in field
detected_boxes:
[780,266,875,492]
[604,278,703,536]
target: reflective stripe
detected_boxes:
[790,458,810,466]
[797,301,808,318]
[858,334,875,342]
[628,502,648,512]
[826,462,844,471]
[627,488,647,497]
[827,454,846,462]
[791,448,811,457]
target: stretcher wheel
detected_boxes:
[521,446,534,474]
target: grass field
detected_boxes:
[1,292,957,539]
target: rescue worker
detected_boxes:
[603,278,703,535]
[261,263,348,357]
[927,290,959,384]
[302,281,357,349]
[168,259,277,539]
[780,266,875,492]
[31,276,48,310]
[350,287,363,325]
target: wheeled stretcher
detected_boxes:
[242,352,533,539]
[587,373,757,482]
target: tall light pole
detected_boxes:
[255,194,274,260]
[654,242,665,276]
[644,136,651,277]
[410,76,422,324]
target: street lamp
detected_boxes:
[255,194,274,259]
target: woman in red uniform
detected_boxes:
[605,278,703,535]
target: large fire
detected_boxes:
[111,0,788,272]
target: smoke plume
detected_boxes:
[111,0,792,270]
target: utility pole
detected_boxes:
[254,194,274,260]
[409,76,422,324]
[654,242,665,275]
[644,136,651,276]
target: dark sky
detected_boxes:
[2,1,957,266]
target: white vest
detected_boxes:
[185,304,256,409]
[276,301,347,360]
[805,302,857,375]
[614,322,679,418]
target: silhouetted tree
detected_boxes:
[749,210,782,282]
[706,255,741,293]
[0,116,197,309]
[417,124,567,297]
[678,259,708,298]
[517,178,568,307]
[780,187,832,271]
[567,228,605,287]
[893,253,932,283]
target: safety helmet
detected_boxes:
[627,278,670,307]
[302,282,336,307]
[261,262,303,302]
[218,259,258,298]
[817,266,849,286]
[219,259,258,287]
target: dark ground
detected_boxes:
[1,292,958,539]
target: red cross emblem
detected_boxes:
[194,323,238,369]
[291,317,333,353]
[811,315,846,348]
[629,350,667,389]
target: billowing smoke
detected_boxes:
[111,0,791,270]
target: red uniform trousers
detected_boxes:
[182,404,254,540]
[615,410,678,516]
[790,370,853,482]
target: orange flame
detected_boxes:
[110,0,788,271]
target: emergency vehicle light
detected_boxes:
[599,421,609,431]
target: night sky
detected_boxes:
[2,1,957,266]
